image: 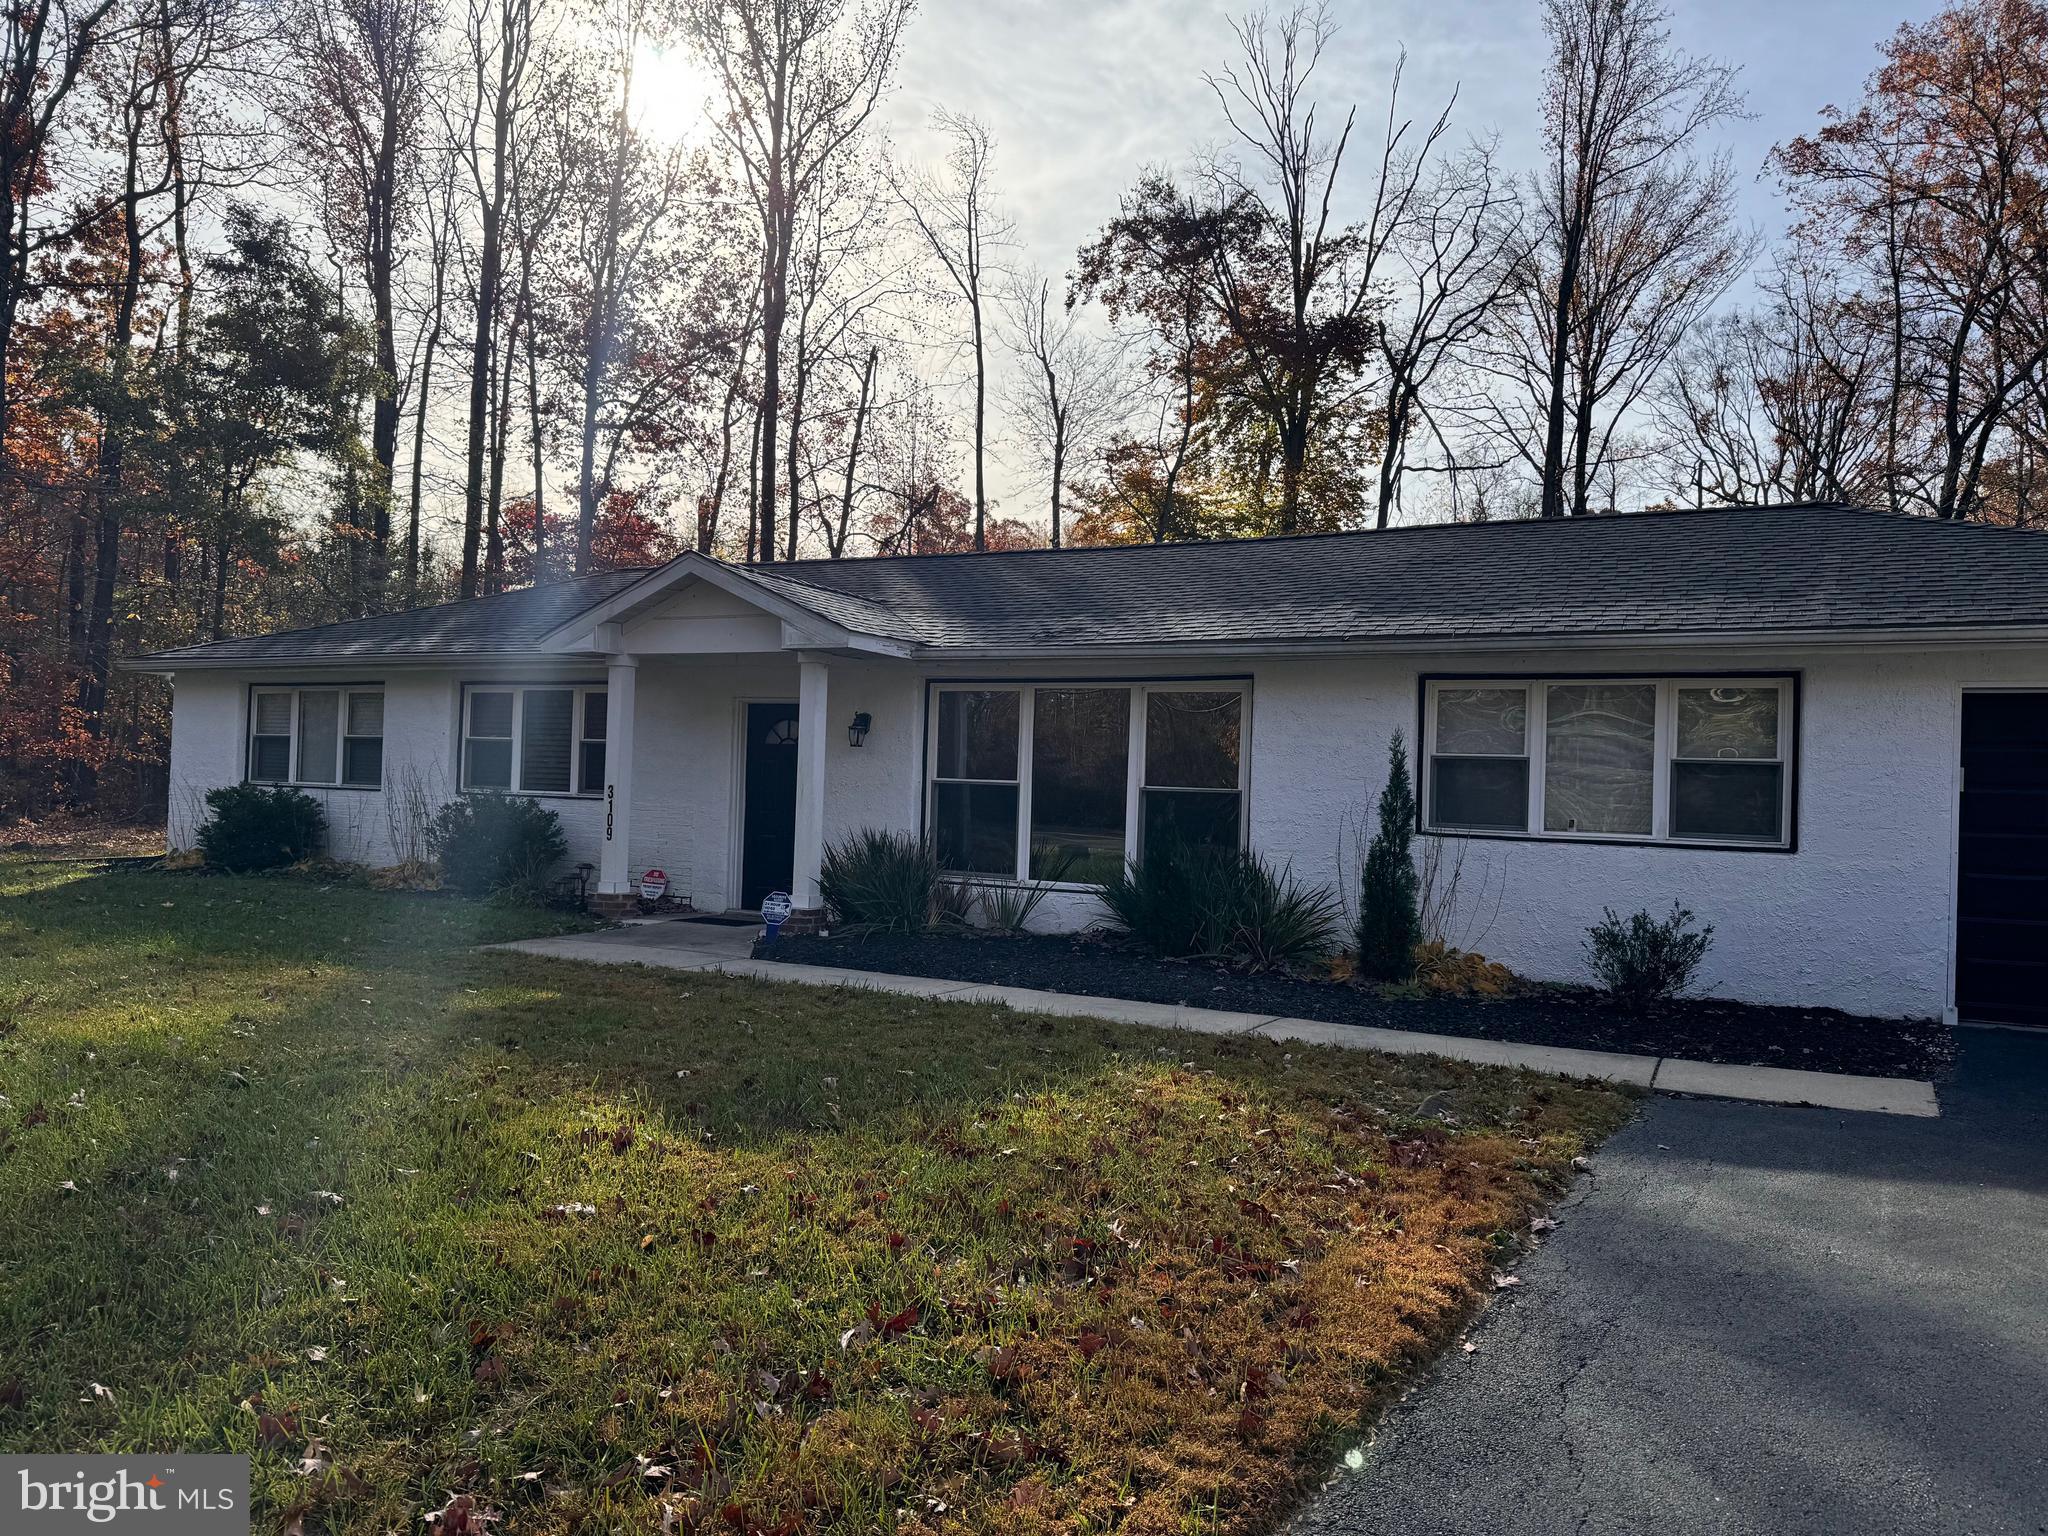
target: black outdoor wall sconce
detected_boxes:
[848,711,872,747]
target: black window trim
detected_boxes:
[243,681,387,792]
[1414,669,1802,855]
[919,674,1254,887]
[458,679,609,799]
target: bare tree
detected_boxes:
[452,0,538,596]
[1527,0,1745,516]
[1001,266,1118,546]
[287,0,431,606]
[401,142,457,604]
[783,163,896,558]
[891,108,1010,549]
[684,0,910,562]
[698,282,757,553]
[1373,137,1527,526]
[1080,11,1460,535]
[1653,247,1886,506]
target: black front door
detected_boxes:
[1957,692,2048,1026]
[740,701,800,910]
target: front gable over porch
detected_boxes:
[538,555,912,915]
[537,551,914,662]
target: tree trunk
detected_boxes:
[461,0,522,598]
[79,92,150,788]
[783,326,807,562]
[525,300,546,579]
[834,345,876,555]
[756,225,787,562]
[1538,219,1584,519]
[485,299,516,592]
[703,323,755,555]
[406,307,441,608]
[970,292,986,549]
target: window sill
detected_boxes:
[460,787,604,802]
[1422,826,1794,854]
[245,780,384,793]
[939,874,1111,893]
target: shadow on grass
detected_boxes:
[0,863,1633,1533]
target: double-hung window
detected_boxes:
[461,684,607,796]
[1422,676,1793,848]
[927,681,1249,882]
[247,686,385,788]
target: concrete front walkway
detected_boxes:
[489,919,1940,1118]
[1289,1025,2048,1536]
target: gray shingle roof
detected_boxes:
[135,568,649,665]
[749,503,2048,649]
[133,504,2048,667]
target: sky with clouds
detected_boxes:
[860,0,1942,522]
[884,0,1937,287]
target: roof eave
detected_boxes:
[898,623,2048,662]
[120,620,2048,674]
[120,647,600,675]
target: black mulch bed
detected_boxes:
[755,930,1955,1081]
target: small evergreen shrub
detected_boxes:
[426,793,567,898]
[1098,843,1341,970]
[197,784,326,872]
[1585,903,1715,1007]
[819,828,940,933]
[1358,732,1422,982]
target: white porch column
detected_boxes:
[791,655,831,911]
[598,654,638,894]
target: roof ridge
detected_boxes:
[752,502,1880,571]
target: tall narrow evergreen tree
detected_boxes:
[1358,731,1422,982]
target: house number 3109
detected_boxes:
[605,785,614,841]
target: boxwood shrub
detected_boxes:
[427,793,567,898]
[196,784,327,872]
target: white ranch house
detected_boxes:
[133,503,2048,1027]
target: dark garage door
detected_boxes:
[1957,692,2048,1026]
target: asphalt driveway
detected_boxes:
[1294,1027,2048,1536]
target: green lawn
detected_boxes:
[0,856,1633,1535]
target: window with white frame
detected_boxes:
[927,682,1248,881]
[247,686,385,788]
[462,685,607,795]
[1422,677,1793,847]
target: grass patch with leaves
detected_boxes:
[0,856,1633,1535]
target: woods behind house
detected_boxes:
[6,0,2048,816]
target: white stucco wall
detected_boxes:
[1246,643,2048,1019]
[166,666,605,870]
[905,644,2048,1018]
[162,636,2048,1019]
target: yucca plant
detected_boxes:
[931,877,976,929]
[978,846,1081,933]
[818,828,941,933]
[1098,842,1340,971]
[1224,852,1347,971]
